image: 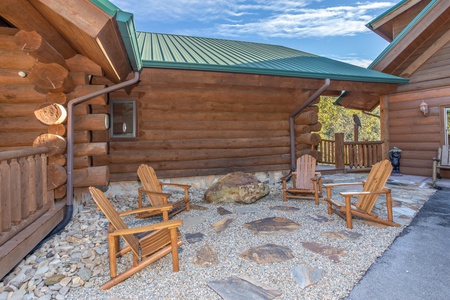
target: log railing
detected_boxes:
[0,147,52,246]
[318,136,383,169]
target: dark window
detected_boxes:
[110,100,136,138]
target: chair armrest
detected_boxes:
[160,182,191,190]
[311,173,322,181]
[280,173,293,182]
[139,187,172,198]
[110,220,183,236]
[118,204,174,217]
[340,189,390,197]
[323,182,363,188]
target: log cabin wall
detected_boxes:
[0,28,110,200]
[385,41,450,177]
[97,68,322,182]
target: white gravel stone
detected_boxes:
[0,173,436,300]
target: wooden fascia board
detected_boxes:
[94,19,132,82]
[400,28,450,77]
[372,1,449,72]
[139,68,401,95]
[369,0,422,30]
[31,0,131,82]
[328,81,399,95]
[32,0,110,37]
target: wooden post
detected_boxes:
[380,95,389,160]
[10,159,21,224]
[0,161,11,231]
[354,124,359,142]
[335,133,345,170]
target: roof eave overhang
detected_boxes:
[91,0,142,73]
[369,0,442,72]
[366,0,422,41]
[141,61,409,85]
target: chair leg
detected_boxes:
[162,210,169,222]
[132,253,139,267]
[101,245,175,290]
[184,188,190,212]
[318,178,323,196]
[108,235,117,279]
[313,181,319,205]
[344,195,353,229]
[386,190,394,223]
[326,187,333,214]
[138,190,143,209]
[170,228,180,272]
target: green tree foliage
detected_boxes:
[317,96,380,141]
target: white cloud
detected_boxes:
[110,0,396,39]
[332,56,374,68]
[216,3,396,38]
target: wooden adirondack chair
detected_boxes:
[280,154,322,205]
[89,187,183,290]
[323,159,399,229]
[432,145,450,183]
[137,164,191,218]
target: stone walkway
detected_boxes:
[0,173,437,300]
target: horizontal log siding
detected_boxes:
[389,88,450,176]
[0,35,44,150]
[101,68,310,180]
[385,29,450,177]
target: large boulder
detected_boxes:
[204,172,269,204]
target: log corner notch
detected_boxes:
[14,30,68,69]
[289,79,330,169]
[294,109,322,161]
[14,30,75,94]
[28,62,75,94]
[34,103,67,125]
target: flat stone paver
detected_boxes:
[208,275,282,300]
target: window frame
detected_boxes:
[109,99,137,139]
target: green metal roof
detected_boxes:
[136,32,408,84]
[91,0,142,72]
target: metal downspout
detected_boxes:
[289,78,330,170]
[67,71,140,206]
[28,71,140,254]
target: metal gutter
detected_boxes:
[289,78,330,170]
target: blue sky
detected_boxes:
[109,0,400,67]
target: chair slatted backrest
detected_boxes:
[294,155,316,191]
[356,160,392,213]
[137,164,165,206]
[89,187,140,256]
[441,145,450,166]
